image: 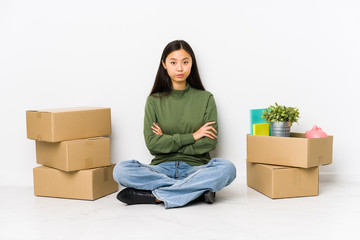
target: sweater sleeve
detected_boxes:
[179,94,218,155]
[144,97,195,155]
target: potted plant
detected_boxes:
[261,102,300,137]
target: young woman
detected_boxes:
[113,40,236,209]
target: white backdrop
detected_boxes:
[1,0,359,186]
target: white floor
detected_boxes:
[1,181,359,240]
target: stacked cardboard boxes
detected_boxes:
[246,133,333,199]
[26,107,118,200]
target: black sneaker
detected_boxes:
[116,187,157,205]
[203,191,216,204]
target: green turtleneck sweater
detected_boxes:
[144,84,218,166]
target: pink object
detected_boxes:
[305,125,328,138]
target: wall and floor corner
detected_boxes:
[0,0,359,186]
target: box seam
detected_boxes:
[65,143,70,171]
[51,113,55,142]
[271,169,275,198]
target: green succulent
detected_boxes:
[261,102,300,126]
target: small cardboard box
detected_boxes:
[33,165,118,200]
[36,137,110,172]
[26,107,111,142]
[247,162,319,199]
[247,133,333,168]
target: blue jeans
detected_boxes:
[113,158,236,209]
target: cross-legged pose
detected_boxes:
[113,40,236,209]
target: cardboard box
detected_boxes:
[33,165,118,200]
[247,162,319,199]
[36,137,110,172]
[26,107,111,142]
[247,133,333,168]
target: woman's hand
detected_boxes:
[151,123,163,135]
[192,122,217,141]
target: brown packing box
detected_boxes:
[247,162,319,199]
[247,133,333,168]
[26,107,111,142]
[36,137,110,172]
[33,165,118,200]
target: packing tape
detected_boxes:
[103,167,109,182]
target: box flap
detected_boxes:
[64,136,108,143]
[28,107,109,113]
[290,132,306,138]
[260,164,290,170]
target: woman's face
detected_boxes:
[162,49,192,87]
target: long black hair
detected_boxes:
[150,40,205,97]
